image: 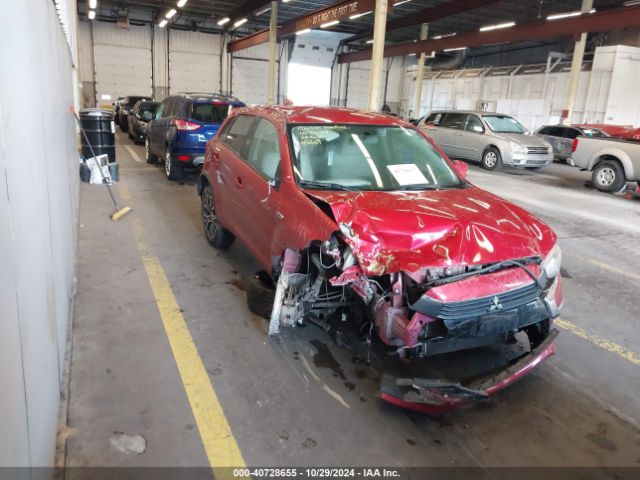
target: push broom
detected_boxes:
[70,107,132,221]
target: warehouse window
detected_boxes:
[287,63,330,106]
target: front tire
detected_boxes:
[201,184,235,249]
[482,147,503,171]
[592,160,626,193]
[164,149,183,181]
[145,137,157,164]
[247,271,276,319]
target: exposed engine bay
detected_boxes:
[268,226,563,365]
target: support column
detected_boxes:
[562,0,593,124]
[366,0,389,112]
[413,23,429,119]
[267,1,278,105]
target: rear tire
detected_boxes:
[201,184,235,249]
[592,160,626,193]
[145,137,157,164]
[164,149,183,181]
[247,271,276,319]
[482,147,503,171]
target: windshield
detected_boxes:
[189,103,230,123]
[483,115,527,134]
[289,124,463,191]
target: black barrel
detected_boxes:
[79,108,115,163]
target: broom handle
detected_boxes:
[71,108,121,211]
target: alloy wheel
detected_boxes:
[165,150,171,177]
[202,187,219,240]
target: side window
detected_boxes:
[466,115,484,133]
[425,112,442,125]
[547,127,563,137]
[441,113,466,129]
[564,128,580,139]
[221,114,256,157]
[538,126,551,135]
[245,119,281,180]
[155,101,166,120]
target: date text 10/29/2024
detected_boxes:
[232,468,401,479]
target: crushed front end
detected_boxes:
[267,222,563,411]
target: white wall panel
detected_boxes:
[169,31,221,94]
[93,22,152,101]
[1,0,78,466]
[232,58,269,105]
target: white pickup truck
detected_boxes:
[570,136,640,192]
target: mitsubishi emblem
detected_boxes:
[488,295,503,313]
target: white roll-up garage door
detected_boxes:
[169,31,221,95]
[93,22,152,101]
[232,58,269,105]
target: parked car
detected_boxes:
[113,97,125,125]
[570,135,640,192]
[536,125,609,160]
[145,93,244,180]
[575,123,640,142]
[118,95,153,132]
[198,106,563,411]
[418,110,553,171]
[127,100,159,144]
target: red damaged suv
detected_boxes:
[198,106,563,412]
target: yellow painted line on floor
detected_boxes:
[120,187,246,476]
[587,259,640,282]
[556,318,640,366]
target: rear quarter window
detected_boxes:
[189,103,230,123]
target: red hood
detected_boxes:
[305,187,556,277]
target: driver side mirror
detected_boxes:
[452,160,469,180]
[471,125,484,133]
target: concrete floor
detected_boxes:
[62,131,640,472]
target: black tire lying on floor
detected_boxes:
[247,271,276,319]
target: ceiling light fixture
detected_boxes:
[444,47,467,52]
[547,8,595,20]
[432,32,457,40]
[479,21,515,32]
[177,0,188,7]
[165,9,177,19]
[256,6,271,15]
[394,0,412,5]
[217,17,230,26]
[233,18,248,28]
[349,11,372,20]
[296,28,311,35]
[320,20,339,28]
[365,39,374,44]
[89,0,97,9]
[159,19,168,27]
[88,10,96,20]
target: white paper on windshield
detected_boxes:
[386,164,429,186]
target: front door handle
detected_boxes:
[275,211,284,220]
[235,176,244,189]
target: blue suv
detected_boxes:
[145,93,245,180]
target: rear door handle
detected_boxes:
[275,211,284,220]
[235,176,244,189]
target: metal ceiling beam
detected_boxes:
[338,5,640,63]
[347,0,502,42]
[228,0,379,53]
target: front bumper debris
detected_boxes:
[378,328,558,413]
